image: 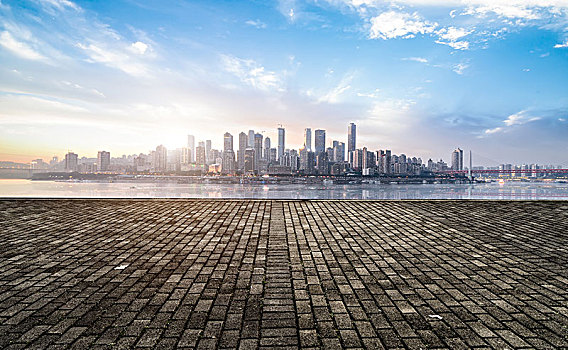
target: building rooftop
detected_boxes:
[0,199,567,349]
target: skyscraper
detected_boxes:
[278,127,285,162]
[254,133,263,170]
[187,135,195,162]
[222,132,235,174]
[348,122,356,154]
[248,130,255,148]
[224,132,233,152]
[64,152,78,172]
[314,129,326,155]
[244,148,255,175]
[154,145,167,172]
[238,132,247,171]
[97,151,110,171]
[304,128,312,151]
[205,140,212,164]
[264,137,271,162]
[451,148,464,171]
[196,145,206,169]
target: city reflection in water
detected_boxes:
[1,179,568,200]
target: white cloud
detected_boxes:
[483,111,541,135]
[402,57,428,63]
[453,62,469,75]
[435,26,472,50]
[76,42,150,77]
[245,19,267,29]
[221,55,283,92]
[464,5,540,20]
[357,88,381,98]
[0,31,45,60]
[369,11,438,40]
[317,74,354,104]
[129,41,149,55]
[554,39,568,48]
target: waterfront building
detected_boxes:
[205,140,212,164]
[196,145,206,169]
[317,152,329,175]
[244,148,255,175]
[348,122,356,154]
[238,132,247,171]
[254,133,263,170]
[326,147,334,162]
[187,135,195,162]
[270,148,277,163]
[451,148,463,171]
[97,151,110,172]
[64,152,78,172]
[224,132,233,152]
[278,127,285,162]
[264,137,271,161]
[248,130,255,148]
[152,145,167,172]
[314,129,326,155]
[333,142,345,162]
[304,128,312,151]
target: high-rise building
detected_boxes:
[248,130,255,148]
[254,133,263,170]
[224,132,233,152]
[314,129,326,155]
[97,151,110,171]
[451,148,464,171]
[238,132,247,171]
[196,144,206,168]
[64,152,78,172]
[304,128,312,151]
[244,148,255,175]
[187,135,195,162]
[154,145,167,172]
[205,140,212,164]
[264,137,271,162]
[348,122,356,154]
[333,142,345,162]
[278,127,285,162]
[317,152,329,175]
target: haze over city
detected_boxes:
[1,0,567,165]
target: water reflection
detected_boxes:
[1,179,567,200]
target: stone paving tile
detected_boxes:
[0,199,567,349]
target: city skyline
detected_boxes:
[1,1,567,165]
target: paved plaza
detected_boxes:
[0,199,567,349]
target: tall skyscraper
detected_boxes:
[64,152,78,172]
[244,148,255,175]
[278,127,285,162]
[187,135,195,162]
[205,140,212,164]
[254,133,263,170]
[222,132,235,174]
[314,129,326,154]
[196,144,206,168]
[224,132,233,151]
[238,132,247,171]
[348,123,356,154]
[451,148,464,171]
[304,128,312,151]
[97,151,110,171]
[248,130,255,148]
[264,137,271,162]
[154,145,167,172]
[333,142,345,162]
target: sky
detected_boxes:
[0,0,567,166]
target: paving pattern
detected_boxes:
[0,199,567,349]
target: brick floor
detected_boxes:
[0,199,567,349]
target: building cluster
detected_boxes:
[31,124,563,178]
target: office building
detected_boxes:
[244,148,255,175]
[264,137,271,162]
[154,145,167,172]
[238,132,247,171]
[278,127,285,162]
[314,129,326,155]
[187,135,195,162]
[64,152,78,172]
[205,140,212,164]
[248,130,255,148]
[97,151,110,171]
[348,123,356,153]
[304,128,312,151]
[451,148,464,171]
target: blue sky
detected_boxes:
[1,0,567,165]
